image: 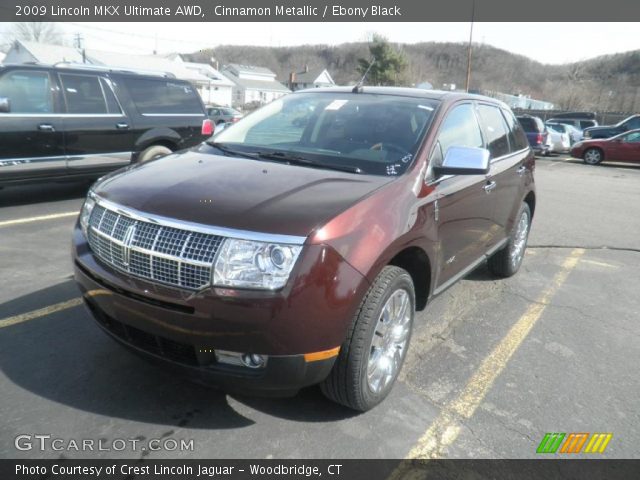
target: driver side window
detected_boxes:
[433,103,484,166]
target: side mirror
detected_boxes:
[432,146,490,176]
[0,97,10,113]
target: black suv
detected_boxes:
[583,114,640,140]
[0,64,213,186]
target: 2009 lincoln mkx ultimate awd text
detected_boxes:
[73,87,535,411]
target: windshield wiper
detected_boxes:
[255,151,362,174]
[207,141,260,159]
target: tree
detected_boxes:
[9,22,63,45]
[357,34,407,86]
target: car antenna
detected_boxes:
[352,57,375,93]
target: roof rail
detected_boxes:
[52,62,176,78]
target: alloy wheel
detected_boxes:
[367,289,412,394]
[510,209,530,269]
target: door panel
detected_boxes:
[0,70,66,180]
[435,174,496,286]
[611,132,640,162]
[58,73,134,171]
[427,102,495,289]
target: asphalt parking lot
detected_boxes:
[1,155,639,460]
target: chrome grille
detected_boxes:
[87,204,224,290]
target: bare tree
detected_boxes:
[8,22,63,45]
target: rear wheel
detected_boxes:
[583,148,603,165]
[138,145,172,163]
[488,202,531,278]
[320,266,415,411]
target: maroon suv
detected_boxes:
[73,87,535,411]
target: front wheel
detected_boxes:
[583,148,603,165]
[320,266,415,411]
[488,202,531,278]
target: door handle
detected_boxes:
[116,122,130,129]
[483,180,497,193]
[38,124,55,132]
[516,165,526,176]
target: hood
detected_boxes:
[93,146,393,238]
[584,125,620,135]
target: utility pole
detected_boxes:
[74,33,83,49]
[465,0,475,93]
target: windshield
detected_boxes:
[547,124,564,133]
[210,92,438,176]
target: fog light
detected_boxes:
[242,353,266,369]
[215,350,267,369]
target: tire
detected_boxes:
[320,266,415,411]
[583,148,603,165]
[488,202,532,278]
[138,145,172,163]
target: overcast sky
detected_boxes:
[2,22,640,64]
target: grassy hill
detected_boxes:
[187,42,640,112]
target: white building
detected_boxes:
[221,64,290,107]
[288,67,335,91]
[2,40,234,106]
[4,40,85,64]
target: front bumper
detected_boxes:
[72,225,369,394]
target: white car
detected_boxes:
[563,124,584,144]
[545,123,571,152]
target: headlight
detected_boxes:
[213,239,302,290]
[79,193,96,237]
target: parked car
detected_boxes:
[73,87,535,411]
[547,117,598,132]
[583,114,640,140]
[564,124,584,144]
[517,115,551,155]
[0,63,213,187]
[206,105,243,125]
[545,122,572,151]
[547,112,597,131]
[570,129,640,165]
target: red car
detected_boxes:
[570,129,640,165]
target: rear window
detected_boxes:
[547,124,564,133]
[517,117,539,132]
[580,120,596,129]
[60,74,108,114]
[123,78,203,114]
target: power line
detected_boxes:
[64,22,211,47]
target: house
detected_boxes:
[81,49,234,107]
[3,40,86,64]
[171,59,235,107]
[288,66,335,91]
[221,64,290,108]
[2,40,234,106]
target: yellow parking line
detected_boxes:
[0,298,83,328]
[580,259,618,269]
[0,212,78,228]
[0,289,110,329]
[401,248,585,461]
